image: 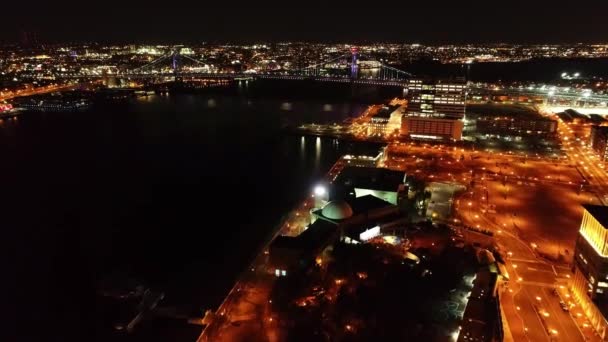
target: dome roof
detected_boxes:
[321,201,354,220]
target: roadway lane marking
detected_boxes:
[526,267,555,274]
[509,257,547,264]
[518,281,557,288]
[517,287,552,342]
[541,287,584,342]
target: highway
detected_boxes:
[0,82,82,101]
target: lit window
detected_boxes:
[275,269,280,277]
[281,270,287,276]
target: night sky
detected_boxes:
[1,1,608,43]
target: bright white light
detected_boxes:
[360,226,381,241]
[314,185,327,197]
[574,72,580,78]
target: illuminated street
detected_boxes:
[378,137,607,341]
[0,82,81,101]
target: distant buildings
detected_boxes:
[571,205,608,339]
[402,78,467,141]
[466,104,557,138]
[590,126,608,162]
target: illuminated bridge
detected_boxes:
[52,47,414,87]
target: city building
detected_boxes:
[406,78,467,119]
[403,78,467,140]
[474,117,557,137]
[268,195,400,276]
[590,126,608,162]
[457,268,502,342]
[312,195,401,244]
[268,219,338,277]
[466,104,557,138]
[367,104,403,136]
[340,154,382,168]
[571,205,608,339]
[401,116,464,141]
[331,166,407,205]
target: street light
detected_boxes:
[314,185,326,197]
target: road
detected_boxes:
[557,119,608,204]
[458,191,589,342]
[0,83,81,101]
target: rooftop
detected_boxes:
[583,204,608,229]
[321,201,353,220]
[348,194,395,214]
[466,104,547,120]
[270,219,337,252]
[313,195,396,223]
[334,166,406,193]
[375,104,400,118]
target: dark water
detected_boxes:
[2,81,390,342]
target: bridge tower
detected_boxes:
[350,47,359,79]
[172,51,180,82]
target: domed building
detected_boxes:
[269,194,400,278]
[314,195,396,226]
[320,201,354,221]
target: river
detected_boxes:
[2,80,394,341]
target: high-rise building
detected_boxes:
[406,78,467,119]
[571,205,608,338]
[590,126,608,161]
[402,78,467,140]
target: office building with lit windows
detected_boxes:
[571,205,608,339]
[368,104,402,137]
[401,116,464,141]
[406,78,467,119]
[403,78,467,140]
